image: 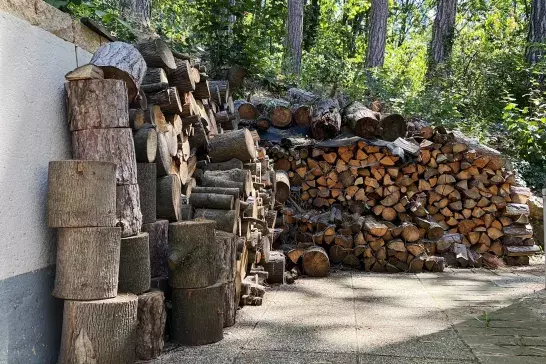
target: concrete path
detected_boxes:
[151,262,546,364]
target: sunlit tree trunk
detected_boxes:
[119,0,151,30]
[527,0,546,65]
[286,0,304,75]
[428,0,457,72]
[366,0,388,68]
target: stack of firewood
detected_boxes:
[270,124,539,271]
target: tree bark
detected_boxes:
[286,0,304,75]
[343,101,381,138]
[118,233,150,295]
[171,283,224,346]
[527,0,546,66]
[222,281,237,327]
[90,42,147,100]
[366,0,388,67]
[142,220,169,278]
[202,158,244,172]
[136,38,176,70]
[191,186,241,199]
[194,209,238,234]
[194,80,211,99]
[189,193,235,210]
[234,100,260,119]
[47,160,117,228]
[72,128,138,185]
[167,59,195,92]
[156,174,181,221]
[209,128,257,162]
[201,169,252,194]
[379,113,406,141]
[275,171,291,203]
[53,227,121,300]
[428,0,458,71]
[134,126,158,163]
[155,132,172,177]
[116,183,143,237]
[310,98,342,140]
[67,79,129,131]
[136,290,166,360]
[137,163,157,224]
[58,294,138,364]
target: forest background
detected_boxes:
[49,0,546,191]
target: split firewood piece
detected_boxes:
[194,209,238,234]
[136,290,166,360]
[343,101,380,138]
[208,128,257,162]
[47,160,117,228]
[302,246,330,277]
[504,203,530,216]
[510,186,532,204]
[53,227,121,300]
[436,233,462,253]
[116,184,143,237]
[401,222,420,242]
[364,217,388,237]
[134,126,158,163]
[118,233,151,294]
[72,128,138,185]
[156,174,181,221]
[189,193,235,210]
[171,282,224,345]
[67,79,129,131]
[59,294,138,364]
[65,64,104,81]
[167,59,195,92]
[136,38,176,69]
[90,41,147,100]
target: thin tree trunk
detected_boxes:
[428,0,458,72]
[527,0,546,66]
[366,0,389,68]
[286,0,304,75]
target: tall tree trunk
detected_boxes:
[286,0,304,75]
[428,0,458,73]
[119,0,152,31]
[527,0,546,66]
[303,0,320,51]
[366,0,388,68]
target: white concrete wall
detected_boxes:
[0,10,92,280]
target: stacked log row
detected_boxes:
[271,126,539,269]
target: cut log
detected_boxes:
[67,79,129,131]
[142,220,169,278]
[129,105,159,130]
[401,222,420,242]
[142,67,169,93]
[189,193,235,210]
[136,290,166,360]
[302,246,330,277]
[137,163,157,224]
[234,99,260,119]
[208,128,257,162]
[276,171,291,203]
[343,101,380,138]
[285,88,320,104]
[379,114,406,141]
[292,104,311,126]
[134,126,158,163]
[222,281,237,328]
[90,41,147,100]
[53,227,121,300]
[364,217,388,237]
[453,131,505,170]
[136,39,176,69]
[65,64,104,81]
[167,59,195,92]
[209,80,230,104]
[310,98,342,140]
[72,128,138,185]
[194,79,211,99]
[116,184,143,237]
[171,282,223,345]
[118,233,151,295]
[58,294,138,364]
[203,158,244,172]
[192,186,241,199]
[155,133,172,177]
[201,169,252,194]
[47,160,117,228]
[156,174,181,221]
[194,209,238,234]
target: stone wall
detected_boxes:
[0,1,107,362]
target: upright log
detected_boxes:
[134,126,158,163]
[116,184,143,237]
[58,294,138,364]
[90,41,147,100]
[47,160,116,228]
[136,290,166,360]
[302,246,330,277]
[310,98,342,140]
[136,39,176,70]
[156,175,181,221]
[72,128,138,185]
[208,128,257,162]
[67,79,129,131]
[53,227,121,300]
[118,233,151,295]
[142,220,169,278]
[189,193,235,210]
[194,209,238,234]
[137,163,157,224]
[222,281,237,327]
[171,283,224,346]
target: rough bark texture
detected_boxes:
[171,283,224,346]
[142,220,169,278]
[191,186,241,199]
[68,79,129,131]
[136,290,166,360]
[201,169,252,194]
[168,220,223,288]
[222,281,237,327]
[137,163,157,224]
[189,193,235,210]
[72,128,138,185]
[119,233,151,295]
[285,88,320,104]
[527,0,546,65]
[208,128,257,162]
[116,184,143,237]
[310,98,342,140]
[429,0,458,67]
[202,158,244,172]
[302,246,330,277]
[189,119,210,151]
[53,227,121,300]
[286,0,304,75]
[47,160,117,228]
[343,101,381,138]
[156,175,181,221]
[194,80,211,99]
[58,294,138,364]
[155,132,172,177]
[366,0,388,67]
[194,209,238,234]
[136,39,176,70]
[143,67,168,86]
[209,80,230,104]
[90,41,147,100]
[120,0,151,29]
[275,171,291,203]
[264,251,286,284]
[167,59,195,92]
[134,126,158,163]
[380,113,407,141]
